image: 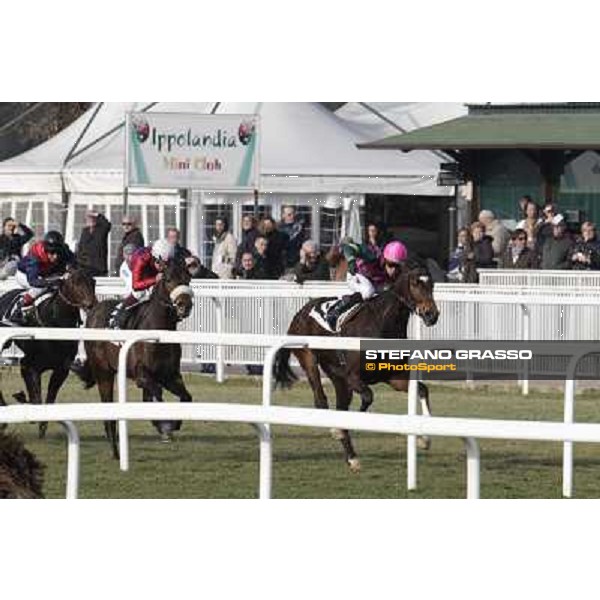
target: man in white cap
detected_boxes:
[541,214,574,270]
[478,210,510,264]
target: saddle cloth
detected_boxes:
[308,298,362,334]
[0,289,55,326]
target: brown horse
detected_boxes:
[74,260,194,458]
[0,429,45,498]
[0,268,97,438]
[274,261,439,471]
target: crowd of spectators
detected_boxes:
[448,197,600,282]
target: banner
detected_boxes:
[125,112,260,190]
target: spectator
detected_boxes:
[536,203,558,254]
[504,229,538,269]
[541,215,573,270]
[166,227,192,263]
[211,216,237,279]
[448,227,477,282]
[278,205,305,268]
[293,240,331,283]
[114,215,144,274]
[365,221,386,251]
[471,222,495,268]
[571,221,600,270]
[185,256,219,279]
[0,218,33,280]
[252,236,271,278]
[235,214,259,269]
[516,201,542,250]
[118,244,138,296]
[235,252,265,280]
[258,217,287,278]
[518,195,534,218]
[76,211,111,277]
[479,210,510,262]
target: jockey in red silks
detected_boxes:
[326,240,408,330]
[13,231,75,323]
[110,238,175,328]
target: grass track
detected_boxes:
[2,368,600,499]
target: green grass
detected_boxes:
[2,367,600,499]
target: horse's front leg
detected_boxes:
[161,374,192,433]
[40,366,70,439]
[136,369,172,441]
[20,363,45,438]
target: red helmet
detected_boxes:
[383,241,408,264]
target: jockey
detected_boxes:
[13,231,75,323]
[110,238,175,328]
[326,240,408,330]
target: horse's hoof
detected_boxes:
[330,428,344,441]
[417,436,431,451]
[38,425,47,439]
[348,458,361,473]
[160,433,173,444]
[13,391,27,404]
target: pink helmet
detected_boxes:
[383,241,408,264]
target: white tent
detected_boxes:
[335,102,468,142]
[0,101,449,196]
[0,102,455,263]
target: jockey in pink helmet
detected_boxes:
[326,239,408,330]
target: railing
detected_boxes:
[0,327,596,498]
[479,269,600,288]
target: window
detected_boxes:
[319,206,342,249]
[146,205,160,244]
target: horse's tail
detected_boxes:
[70,359,96,390]
[273,348,298,390]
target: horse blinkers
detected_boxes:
[169,285,193,320]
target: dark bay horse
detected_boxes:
[0,430,45,498]
[0,268,97,438]
[274,261,439,471]
[75,260,194,458]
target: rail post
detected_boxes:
[212,298,225,383]
[61,420,80,499]
[261,340,307,500]
[520,304,530,396]
[463,437,480,499]
[117,334,159,472]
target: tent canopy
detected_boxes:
[0,102,452,196]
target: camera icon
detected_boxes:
[365,363,376,371]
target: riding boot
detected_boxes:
[110,297,137,329]
[326,292,362,331]
[11,296,33,326]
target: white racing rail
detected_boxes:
[0,327,596,499]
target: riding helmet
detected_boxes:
[151,239,175,262]
[383,241,408,264]
[43,230,65,253]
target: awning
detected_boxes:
[359,103,600,151]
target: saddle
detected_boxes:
[108,298,149,330]
[0,289,55,326]
[309,297,363,333]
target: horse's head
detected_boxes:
[156,260,194,321]
[395,262,439,327]
[60,267,97,311]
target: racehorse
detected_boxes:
[0,430,45,498]
[0,268,97,438]
[74,260,194,458]
[274,260,439,471]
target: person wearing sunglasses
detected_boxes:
[504,229,538,269]
[114,216,144,275]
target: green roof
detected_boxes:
[359,103,600,151]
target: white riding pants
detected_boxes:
[15,270,45,299]
[346,273,375,301]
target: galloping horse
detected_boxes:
[274,260,439,471]
[0,268,97,438]
[74,260,194,458]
